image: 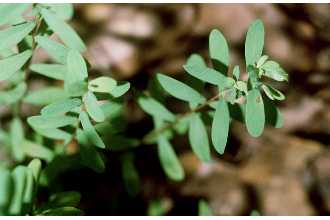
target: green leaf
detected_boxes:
[27,159,42,183]
[23,168,34,206]
[88,76,117,94]
[48,191,81,208]
[83,92,105,123]
[157,135,184,181]
[245,19,264,68]
[0,82,27,105]
[0,4,31,26]
[198,200,213,216]
[121,153,140,196]
[27,115,77,129]
[138,96,175,122]
[235,81,248,95]
[109,81,130,98]
[233,65,240,81]
[10,118,25,162]
[256,55,268,68]
[66,81,88,97]
[188,113,211,162]
[30,64,66,80]
[76,129,105,173]
[261,84,285,101]
[65,49,88,88]
[209,29,229,74]
[9,166,27,215]
[156,73,205,104]
[79,112,105,149]
[24,87,68,105]
[40,207,83,216]
[264,96,284,128]
[0,168,13,215]
[41,98,81,116]
[0,50,32,81]
[41,8,86,52]
[186,53,206,68]
[35,36,69,64]
[45,4,74,21]
[183,64,229,87]
[0,22,35,51]
[262,61,288,82]
[22,140,54,162]
[32,127,72,144]
[211,99,230,154]
[245,89,265,137]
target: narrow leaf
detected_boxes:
[66,49,87,87]
[245,89,265,137]
[79,112,105,149]
[27,115,77,129]
[157,135,184,181]
[0,22,36,50]
[22,140,54,162]
[209,29,229,74]
[156,73,205,104]
[188,113,211,162]
[30,64,66,80]
[183,65,228,87]
[10,118,25,162]
[24,87,68,105]
[83,92,105,123]
[211,99,230,154]
[0,50,32,81]
[138,96,175,122]
[41,98,81,116]
[9,166,27,215]
[35,36,68,64]
[0,168,13,214]
[245,19,264,68]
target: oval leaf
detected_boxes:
[66,49,87,87]
[245,19,264,68]
[0,22,36,51]
[10,117,25,162]
[27,115,77,129]
[88,76,117,94]
[188,113,211,162]
[79,112,105,149]
[157,135,184,181]
[138,96,175,122]
[41,8,86,52]
[35,36,69,64]
[211,99,230,154]
[156,73,205,104]
[245,89,265,137]
[0,50,32,81]
[209,29,229,74]
[41,98,82,116]
[83,92,105,123]
[30,64,66,80]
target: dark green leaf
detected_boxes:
[40,207,83,216]
[0,50,32,81]
[76,128,105,173]
[264,96,284,128]
[121,153,140,196]
[79,112,105,149]
[261,84,285,101]
[0,22,35,50]
[156,73,205,104]
[188,113,211,162]
[245,89,265,137]
[209,29,229,74]
[49,191,81,208]
[157,135,184,181]
[41,8,86,52]
[211,99,230,154]
[245,19,264,68]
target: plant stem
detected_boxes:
[141,92,221,144]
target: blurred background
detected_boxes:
[35,4,330,215]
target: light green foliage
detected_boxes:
[139,18,288,181]
[0,4,288,216]
[0,4,129,215]
[198,199,213,216]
